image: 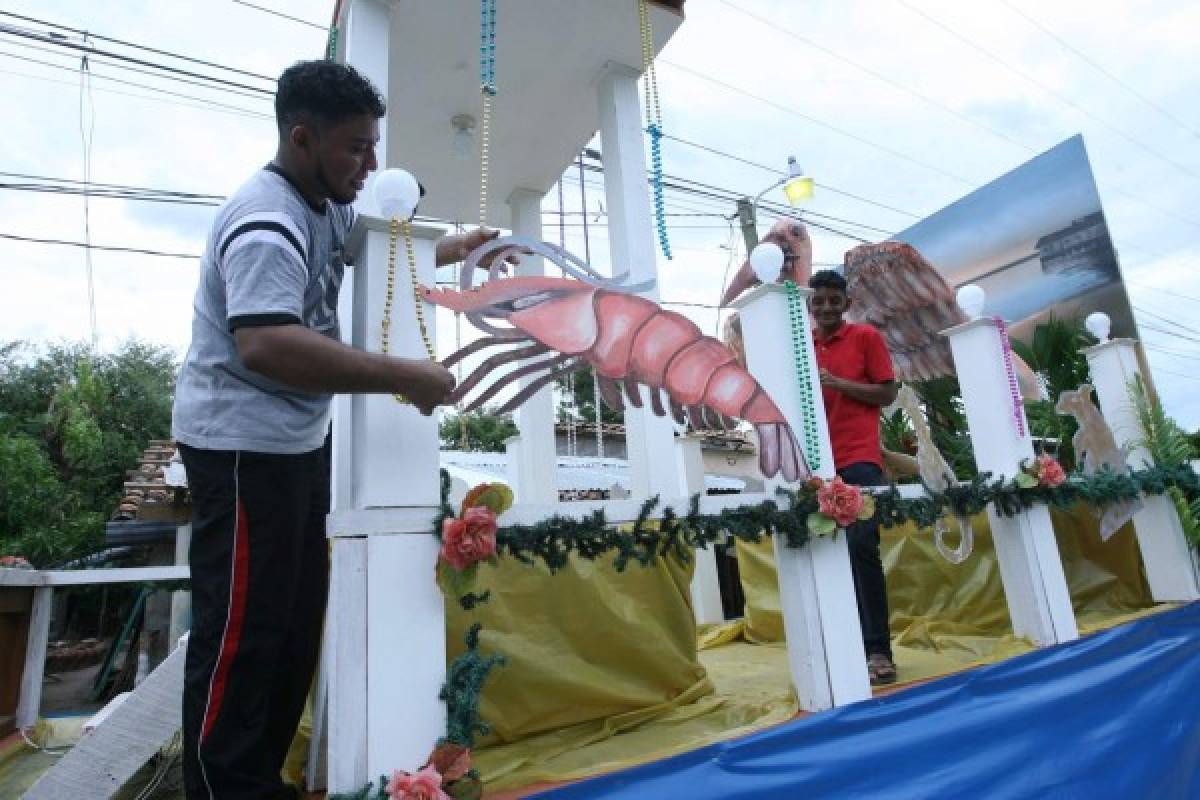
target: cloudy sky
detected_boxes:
[2,0,1199,426]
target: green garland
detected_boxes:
[435,464,1199,576]
[441,623,505,748]
[330,464,1197,799]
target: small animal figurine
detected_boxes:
[896,385,974,563]
[1055,384,1141,539]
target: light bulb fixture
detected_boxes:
[451,113,476,159]
[1085,311,1111,343]
[782,155,814,206]
[374,167,422,220]
[749,155,816,233]
[749,242,785,284]
[956,284,986,320]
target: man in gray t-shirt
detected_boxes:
[173,60,512,800]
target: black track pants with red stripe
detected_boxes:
[179,441,330,800]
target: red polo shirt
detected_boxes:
[813,321,895,470]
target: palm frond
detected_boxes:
[1128,375,1192,469]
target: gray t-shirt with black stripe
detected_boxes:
[172,165,355,454]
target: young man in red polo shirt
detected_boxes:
[810,269,899,685]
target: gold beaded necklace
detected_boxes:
[380,216,436,404]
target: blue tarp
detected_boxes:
[536,603,1200,799]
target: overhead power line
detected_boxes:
[1134,305,1200,339]
[231,1,327,30]
[0,36,271,102]
[0,50,273,118]
[995,0,1200,140]
[717,0,1037,157]
[0,9,276,82]
[0,231,200,259]
[659,58,975,187]
[659,131,924,219]
[0,21,274,95]
[0,64,273,121]
[894,0,1200,183]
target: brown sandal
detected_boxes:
[868,653,897,685]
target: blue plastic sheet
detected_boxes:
[535,602,1200,799]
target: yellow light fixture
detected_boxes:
[782,156,814,205]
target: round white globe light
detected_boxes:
[956,284,986,320]
[749,242,785,284]
[374,168,421,220]
[1085,311,1111,343]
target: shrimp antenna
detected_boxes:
[460,235,656,295]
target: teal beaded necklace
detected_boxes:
[638,0,671,260]
[784,280,822,472]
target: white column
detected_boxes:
[731,284,870,711]
[596,62,680,500]
[1084,337,1200,601]
[326,538,368,792]
[336,0,392,513]
[507,188,559,504]
[943,318,1078,646]
[677,436,724,624]
[345,218,444,509]
[343,0,391,174]
[327,216,447,792]
[17,586,52,729]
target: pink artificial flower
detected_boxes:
[440,505,498,570]
[1036,454,1066,488]
[385,765,451,800]
[817,476,865,527]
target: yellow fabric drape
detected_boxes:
[283,502,1160,794]
[736,503,1153,654]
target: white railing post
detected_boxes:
[327,217,447,793]
[943,315,1078,646]
[16,586,53,730]
[677,435,724,624]
[1083,333,1200,601]
[596,62,681,501]
[731,284,871,711]
[507,187,559,504]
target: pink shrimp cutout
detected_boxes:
[422,237,811,483]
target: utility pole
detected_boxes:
[736,196,758,254]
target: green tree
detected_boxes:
[439,408,518,452]
[910,375,977,479]
[1010,315,1097,470]
[557,366,623,427]
[0,339,177,566]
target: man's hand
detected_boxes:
[399,359,456,416]
[819,367,845,391]
[435,228,524,270]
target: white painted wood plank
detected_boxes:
[366,532,446,778]
[1085,339,1200,602]
[16,586,52,729]
[327,538,369,794]
[0,565,189,587]
[305,613,332,792]
[597,62,680,501]
[736,283,869,710]
[508,187,559,506]
[772,539,830,710]
[678,437,724,624]
[23,639,186,799]
[945,318,1078,646]
[347,223,443,510]
[809,535,872,705]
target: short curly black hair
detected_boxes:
[275,60,386,132]
[809,269,847,293]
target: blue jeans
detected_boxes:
[838,461,892,659]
